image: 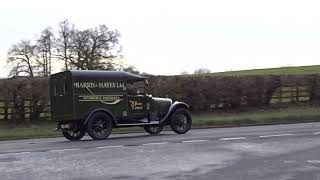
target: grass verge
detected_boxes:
[192,106,320,127]
[1,106,320,140]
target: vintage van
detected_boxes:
[50,70,192,140]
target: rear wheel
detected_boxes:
[170,108,192,134]
[86,112,113,140]
[62,128,85,141]
[144,125,163,135]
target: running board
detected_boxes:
[117,121,160,127]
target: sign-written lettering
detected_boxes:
[78,95,124,105]
[130,101,143,110]
[73,82,126,90]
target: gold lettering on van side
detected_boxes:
[73,82,125,90]
[81,96,120,101]
[129,101,143,110]
[78,95,123,105]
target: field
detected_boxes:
[1,106,320,140]
[204,65,320,76]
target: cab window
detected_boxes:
[55,78,68,96]
[127,81,145,95]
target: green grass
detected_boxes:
[0,123,144,140]
[201,65,320,76]
[1,106,320,140]
[192,106,320,127]
[0,125,61,140]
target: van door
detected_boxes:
[50,75,73,121]
[125,80,148,121]
[127,95,147,120]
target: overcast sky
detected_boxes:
[0,0,320,77]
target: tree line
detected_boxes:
[6,20,122,77]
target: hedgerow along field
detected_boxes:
[148,74,320,111]
[1,65,320,139]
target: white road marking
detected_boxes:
[96,145,124,149]
[6,168,24,172]
[307,160,320,164]
[142,142,169,146]
[182,140,209,143]
[283,160,297,164]
[4,152,31,156]
[313,132,320,135]
[219,137,247,141]
[49,148,79,152]
[259,134,295,138]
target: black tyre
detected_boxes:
[86,112,113,140]
[144,125,163,135]
[62,128,85,141]
[170,108,192,134]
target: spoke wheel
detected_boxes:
[87,112,112,140]
[170,108,192,134]
[144,125,163,135]
[62,127,85,141]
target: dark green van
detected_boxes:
[50,70,192,140]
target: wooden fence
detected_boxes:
[270,86,311,104]
[208,85,312,109]
[0,100,51,122]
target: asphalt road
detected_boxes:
[1,123,320,180]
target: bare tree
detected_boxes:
[68,25,121,70]
[180,71,189,75]
[7,40,38,77]
[37,27,54,76]
[194,68,211,74]
[7,20,122,77]
[56,20,74,70]
[123,65,140,75]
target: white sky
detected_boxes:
[0,0,320,77]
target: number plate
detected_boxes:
[61,124,70,129]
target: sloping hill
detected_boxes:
[206,65,320,76]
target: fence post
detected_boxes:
[3,100,8,121]
[296,86,299,103]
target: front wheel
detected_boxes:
[62,128,85,141]
[86,112,113,140]
[170,108,192,134]
[144,125,163,135]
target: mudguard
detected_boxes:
[159,101,189,125]
[83,108,118,126]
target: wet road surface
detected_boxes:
[0,122,320,180]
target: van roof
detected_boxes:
[67,70,147,81]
